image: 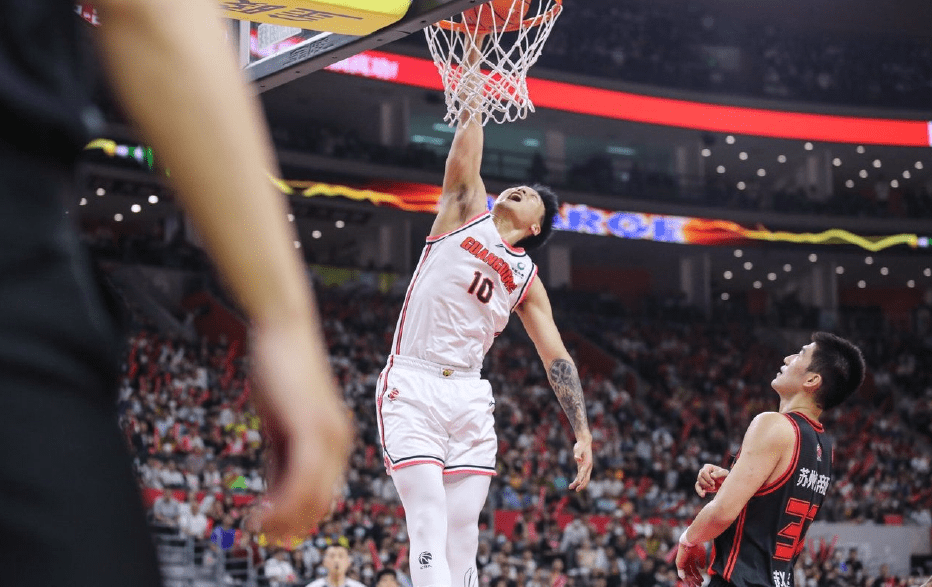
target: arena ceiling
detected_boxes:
[77,1,932,301]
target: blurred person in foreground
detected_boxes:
[0,0,350,584]
[676,332,865,587]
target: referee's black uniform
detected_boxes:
[0,2,161,585]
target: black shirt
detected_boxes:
[0,0,100,162]
[0,1,118,404]
[710,412,833,587]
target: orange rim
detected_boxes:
[435,0,562,34]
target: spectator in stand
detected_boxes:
[152,492,180,528]
[306,544,367,587]
[139,458,164,489]
[185,446,207,477]
[161,460,186,489]
[210,514,238,552]
[265,548,299,587]
[178,502,209,540]
[374,568,401,587]
[202,460,222,491]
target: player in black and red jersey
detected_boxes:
[676,332,865,587]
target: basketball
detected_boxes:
[462,0,531,33]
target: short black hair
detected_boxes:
[374,569,399,584]
[807,332,866,410]
[514,183,559,251]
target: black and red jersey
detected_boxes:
[709,411,832,587]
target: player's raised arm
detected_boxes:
[431,36,489,237]
[516,278,592,491]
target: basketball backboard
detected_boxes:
[237,0,488,92]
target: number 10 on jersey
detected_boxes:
[468,271,494,304]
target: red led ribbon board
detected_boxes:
[326,51,932,147]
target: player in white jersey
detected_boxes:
[375,37,593,587]
[305,545,366,587]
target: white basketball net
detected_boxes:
[424,0,563,127]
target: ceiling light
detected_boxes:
[857,280,866,288]
[778,155,787,163]
[96,188,105,196]
[753,281,762,289]
[739,152,748,160]
[312,230,322,239]
[335,220,345,228]
[724,271,733,279]
[903,170,911,179]
[757,169,766,177]
[737,181,746,190]
[734,249,743,258]
[915,161,923,170]
[845,179,854,188]
[808,254,818,262]
[925,268,931,277]
[721,292,730,301]
[767,273,777,281]
[836,266,845,275]
[832,158,842,166]
[890,179,899,188]
[744,261,753,270]
[701,148,711,157]
[856,145,865,154]
[872,159,882,168]
[908,280,916,288]
[148,195,159,204]
[880,267,889,276]
[726,135,736,144]
[804,142,814,150]
[783,264,792,272]
[131,204,141,213]
[717,165,726,174]
[79,198,87,206]
[865,256,874,265]
[287,213,295,222]
[114,213,123,222]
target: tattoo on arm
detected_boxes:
[548,358,589,438]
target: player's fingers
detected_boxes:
[569,459,592,491]
[694,481,706,498]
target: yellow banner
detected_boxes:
[218,0,411,35]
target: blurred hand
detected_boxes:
[568,436,593,492]
[695,463,729,498]
[243,318,352,540]
[919,575,932,587]
[676,542,707,587]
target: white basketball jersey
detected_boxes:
[390,212,538,371]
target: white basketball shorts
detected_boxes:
[375,355,497,476]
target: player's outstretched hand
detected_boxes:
[676,542,707,587]
[244,319,352,541]
[568,436,593,492]
[695,463,729,498]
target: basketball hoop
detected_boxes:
[424,0,563,126]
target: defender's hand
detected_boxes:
[695,463,729,498]
[676,542,707,587]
